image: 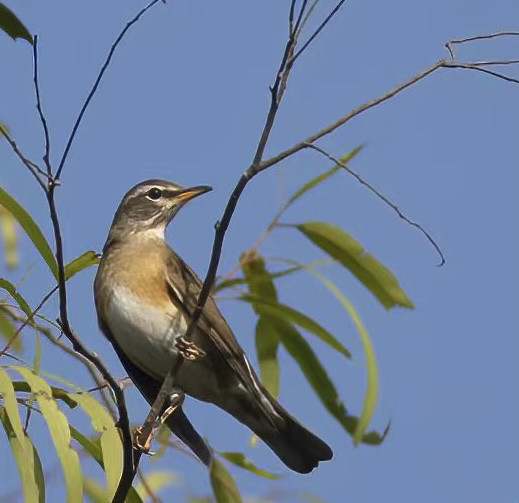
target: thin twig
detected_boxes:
[55,0,163,180]
[443,61,519,84]
[0,128,49,191]
[305,143,445,266]
[290,0,347,65]
[0,285,58,356]
[446,31,519,60]
[33,36,52,177]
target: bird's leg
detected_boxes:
[175,336,206,360]
[160,388,185,424]
[133,389,185,454]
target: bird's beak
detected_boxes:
[176,185,213,202]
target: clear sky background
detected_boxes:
[1,1,518,502]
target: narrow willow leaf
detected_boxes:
[0,203,18,267]
[219,452,280,479]
[239,294,351,358]
[242,254,280,397]
[209,459,242,503]
[15,367,83,503]
[0,307,21,351]
[0,3,33,44]
[135,471,180,501]
[82,477,108,503]
[255,317,280,398]
[70,426,143,503]
[71,393,122,499]
[0,278,32,319]
[12,380,79,408]
[64,251,100,280]
[293,221,414,309]
[0,368,25,447]
[33,335,42,374]
[0,408,45,503]
[285,145,363,209]
[0,187,58,279]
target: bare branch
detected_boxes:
[55,0,163,180]
[33,36,52,177]
[446,31,519,60]
[305,143,445,266]
[443,61,519,84]
[291,0,348,65]
[0,128,49,191]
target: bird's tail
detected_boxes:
[226,387,333,474]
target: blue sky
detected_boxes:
[1,1,518,501]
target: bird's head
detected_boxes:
[106,179,212,244]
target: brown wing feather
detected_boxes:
[164,249,265,399]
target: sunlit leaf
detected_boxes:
[0,408,45,503]
[0,306,21,352]
[219,452,280,479]
[71,393,122,499]
[65,251,100,280]
[285,145,363,209]
[0,203,18,268]
[255,317,280,398]
[239,294,351,358]
[293,221,414,309]
[241,253,278,304]
[0,187,58,279]
[12,380,78,408]
[14,367,83,503]
[135,471,180,501]
[209,459,242,503]
[0,3,33,44]
[0,368,25,447]
[0,279,32,320]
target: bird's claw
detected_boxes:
[175,336,206,361]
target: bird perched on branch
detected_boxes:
[94,179,332,473]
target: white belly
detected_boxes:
[106,284,187,380]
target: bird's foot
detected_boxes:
[160,389,185,425]
[133,426,154,455]
[175,336,206,360]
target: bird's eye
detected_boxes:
[147,188,163,200]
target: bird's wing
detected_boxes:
[164,249,268,400]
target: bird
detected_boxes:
[94,179,333,473]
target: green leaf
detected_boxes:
[14,367,83,503]
[285,145,363,208]
[71,392,122,500]
[219,452,280,479]
[239,294,351,359]
[209,459,242,503]
[82,477,108,503]
[65,251,100,280]
[293,221,414,309]
[12,380,79,408]
[0,187,58,279]
[70,426,143,503]
[0,306,21,351]
[0,202,18,268]
[255,317,280,398]
[0,3,33,44]
[0,368,25,448]
[135,471,180,501]
[0,279,32,318]
[0,408,45,503]
[241,253,278,304]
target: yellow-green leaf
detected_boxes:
[255,317,280,398]
[219,452,280,479]
[0,278,32,318]
[0,3,33,44]
[71,393,122,500]
[0,187,58,279]
[293,221,414,309]
[0,408,45,503]
[239,294,351,358]
[135,471,180,501]
[0,368,25,448]
[0,306,21,351]
[14,367,83,503]
[0,203,18,268]
[209,459,242,503]
[285,145,363,208]
[65,251,100,280]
